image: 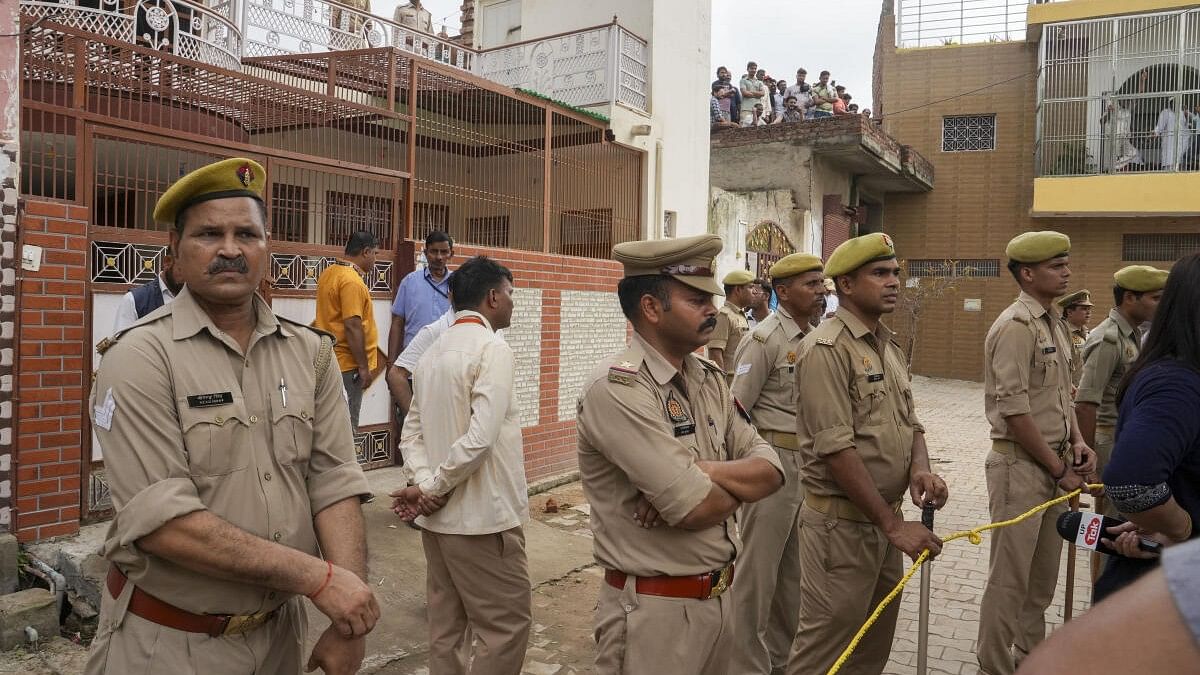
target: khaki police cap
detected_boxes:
[723,269,755,286]
[769,253,823,280]
[1055,290,1094,309]
[1005,231,1070,264]
[612,234,724,296]
[1114,265,1169,292]
[825,233,896,278]
[154,158,267,226]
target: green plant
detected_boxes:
[897,259,962,366]
[1046,141,1093,176]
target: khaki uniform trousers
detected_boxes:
[731,444,804,675]
[85,579,306,674]
[593,572,735,675]
[785,503,903,675]
[423,527,533,675]
[1094,425,1118,518]
[976,446,1067,675]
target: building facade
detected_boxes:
[8,0,673,540]
[875,0,1200,381]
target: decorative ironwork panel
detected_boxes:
[616,28,649,111]
[271,253,392,293]
[476,26,614,109]
[353,428,392,467]
[941,114,996,152]
[89,469,113,513]
[92,241,166,284]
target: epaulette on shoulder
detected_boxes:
[1011,313,1030,325]
[607,360,641,386]
[1101,322,1119,344]
[95,310,170,355]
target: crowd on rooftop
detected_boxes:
[710,62,872,131]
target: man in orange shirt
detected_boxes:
[315,230,380,430]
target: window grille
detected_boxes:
[942,115,996,152]
[1122,234,1200,261]
[908,259,1000,277]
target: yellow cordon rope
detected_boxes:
[825,484,1103,675]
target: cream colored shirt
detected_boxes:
[708,302,749,376]
[1077,309,1141,426]
[732,306,807,434]
[577,332,782,577]
[401,310,529,535]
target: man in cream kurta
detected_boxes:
[393,255,530,675]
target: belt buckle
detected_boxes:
[707,566,732,599]
[223,611,269,636]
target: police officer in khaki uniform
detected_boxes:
[577,233,786,675]
[85,159,379,675]
[707,268,755,381]
[977,231,1097,675]
[785,234,947,675]
[729,253,826,675]
[1055,289,1093,388]
[1076,265,1167,519]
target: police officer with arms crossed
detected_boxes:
[977,231,1097,675]
[729,252,827,675]
[784,233,947,675]
[85,158,379,675]
[576,233,785,675]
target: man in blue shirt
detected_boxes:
[388,230,453,364]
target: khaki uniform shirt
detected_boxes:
[576,332,783,577]
[731,306,807,434]
[1069,326,1088,387]
[794,308,923,504]
[984,291,1074,448]
[1077,309,1141,426]
[92,288,370,616]
[708,302,749,377]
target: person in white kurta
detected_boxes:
[1102,99,1142,172]
[1154,103,1182,169]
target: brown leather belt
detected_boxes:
[805,493,901,524]
[107,566,278,637]
[604,565,735,600]
[760,430,800,451]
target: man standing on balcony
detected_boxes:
[394,0,433,34]
[730,253,826,675]
[977,231,1097,675]
[314,230,381,432]
[85,158,378,675]
[577,233,784,675]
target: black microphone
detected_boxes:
[1056,511,1164,557]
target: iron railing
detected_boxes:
[897,0,1029,47]
[1036,7,1200,176]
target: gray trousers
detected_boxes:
[341,370,363,430]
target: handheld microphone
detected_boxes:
[1056,511,1163,557]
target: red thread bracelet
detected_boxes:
[308,560,333,600]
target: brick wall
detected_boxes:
[15,199,88,541]
[822,194,853,260]
[396,242,626,483]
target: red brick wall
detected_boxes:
[398,242,625,483]
[15,199,88,542]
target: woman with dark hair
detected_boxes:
[1094,252,1200,601]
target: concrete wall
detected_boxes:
[875,8,1197,381]
[709,187,804,277]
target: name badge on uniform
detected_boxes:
[665,392,695,437]
[1042,346,1057,354]
[187,392,234,408]
[867,373,884,383]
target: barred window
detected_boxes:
[908,259,1000,277]
[942,115,996,152]
[1122,234,1200,261]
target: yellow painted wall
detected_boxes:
[1033,174,1200,216]
[1028,0,1199,25]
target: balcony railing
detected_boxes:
[474,23,648,111]
[896,0,1030,47]
[1036,6,1200,176]
[23,0,242,71]
[20,0,650,113]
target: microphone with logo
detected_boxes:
[1056,511,1164,557]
